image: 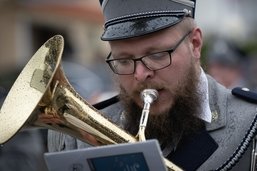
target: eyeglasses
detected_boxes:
[106,30,192,75]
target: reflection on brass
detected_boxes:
[31,69,48,93]
[0,35,182,171]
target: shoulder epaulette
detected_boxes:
[232,87,257,104]
[92,95,119,110]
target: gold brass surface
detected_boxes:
[0,35,63,144]
[0,35,182,171]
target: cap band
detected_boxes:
[105,9,191,28]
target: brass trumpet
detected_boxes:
[0,35,182,171]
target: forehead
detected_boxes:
[109,26,181,53]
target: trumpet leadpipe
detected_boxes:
[137,89,158,141]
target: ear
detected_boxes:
[189,28,203,59]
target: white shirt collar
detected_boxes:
[198,68,212,123]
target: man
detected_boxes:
[48,0,257,170]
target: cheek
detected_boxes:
[165,54,195,94]
[166,57,189,84]
[118,76,134,93]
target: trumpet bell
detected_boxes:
[0,35,136,146]
[0,35,63,144]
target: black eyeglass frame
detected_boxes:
[106,30,192,75]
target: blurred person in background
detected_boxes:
[206,38,247,89]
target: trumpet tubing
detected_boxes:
[33,67,137,145]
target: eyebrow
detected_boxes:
[116,44,172,59]
[110,32,183,59]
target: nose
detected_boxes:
[134,61,154,81]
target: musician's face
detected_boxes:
[109,25,202,115]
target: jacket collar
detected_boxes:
[206,75,228,131]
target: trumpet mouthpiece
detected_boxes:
[140,89,158,104]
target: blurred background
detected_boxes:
[0,0,257,171]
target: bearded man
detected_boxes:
[48,0,257,170]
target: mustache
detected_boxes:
[132,82,166,96]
